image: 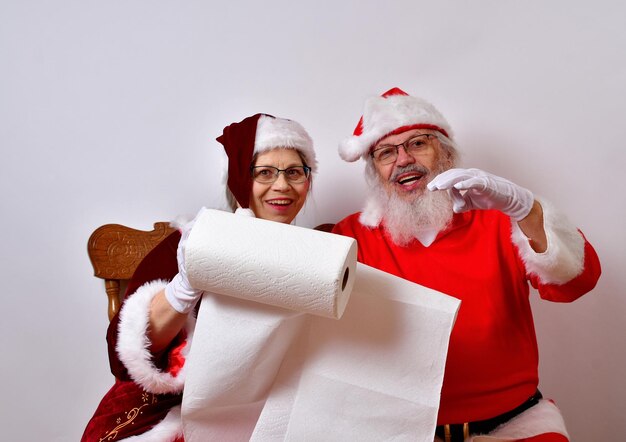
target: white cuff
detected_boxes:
[511,197,585,285]
[116,280,196,394]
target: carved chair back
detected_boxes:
[87,222,176,320]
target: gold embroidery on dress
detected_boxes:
[141,391,158,404]
[99,393,158,441]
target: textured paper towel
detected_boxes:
[250,263,461,441]
[185,209,357,319]
[182,262,460,441]
[181,295,307,442]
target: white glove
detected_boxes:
[164,207,256,313]
[164,211,204,314]
[427,168,534,221]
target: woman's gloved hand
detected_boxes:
[164,212,203,314]
[164,207,256,313]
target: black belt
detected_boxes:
[435,390,543,442]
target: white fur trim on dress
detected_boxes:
[234,207,256,217]
[255,115,317,173]
[119,406,183,442]
[339,94,453,162]
[117,280,196,394]
[511,197,586,285]
[170,215,194,232]
[468,399,569,441]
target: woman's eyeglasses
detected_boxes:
[251,165,311,184]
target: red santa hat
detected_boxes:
[338,87,454,162]
[216,114,316,208]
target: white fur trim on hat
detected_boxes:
[339,91,453,162]
[119,406,183,441]
[511,197,586,285]
[116,280,196,394]
[255,115,318,172]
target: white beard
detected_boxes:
[365,164,454,247]
[383,188,454,246]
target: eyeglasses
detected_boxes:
[370,134,436,165]
[251,165,311,184]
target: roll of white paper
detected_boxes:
[184,208,357,319]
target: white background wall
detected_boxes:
[1,1,624,440]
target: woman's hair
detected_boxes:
[225,187,238,212]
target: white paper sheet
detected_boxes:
[182,294,307,441]
[182,263,460,441]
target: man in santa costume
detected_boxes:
[332,87,601,442]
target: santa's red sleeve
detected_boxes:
[510,197,601,301]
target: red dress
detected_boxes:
[82,232,190,442]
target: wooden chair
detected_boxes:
[88,222,176,320]
[88,221,336,321]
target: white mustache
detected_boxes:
[389,165,430,183]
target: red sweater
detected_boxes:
[333,209,600,424]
